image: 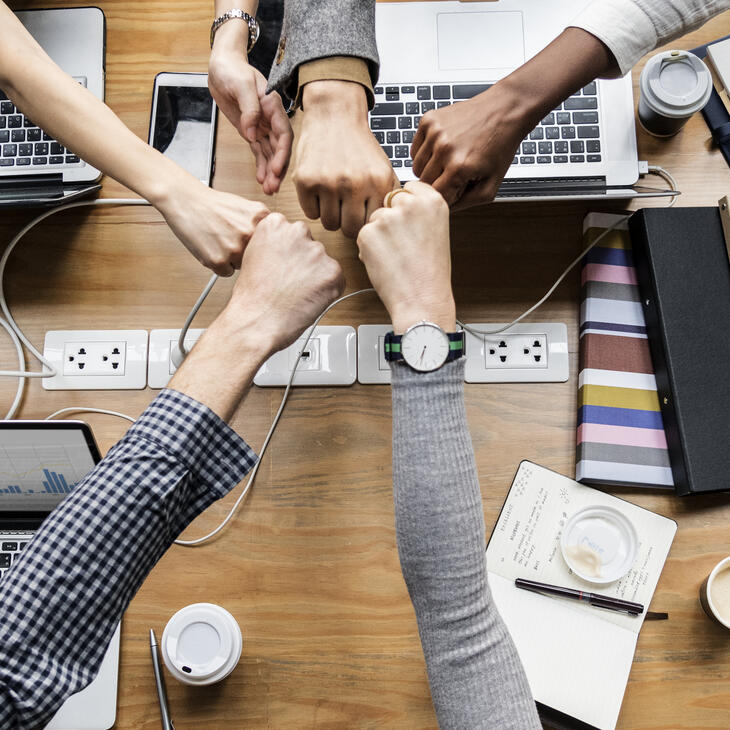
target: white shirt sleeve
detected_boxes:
[570,0,730,76]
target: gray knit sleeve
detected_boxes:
[390,359,540,730]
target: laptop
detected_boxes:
[0,420,119,730]
[1,8,105,208]
[371,1,674,202]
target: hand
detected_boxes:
[155,178,269,276]
[293,80,399,238]
[411,82,534,208]
[356,181,455,333]
[225,212,346,353]
[209,24,293,194]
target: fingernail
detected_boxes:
[246,127,257,142]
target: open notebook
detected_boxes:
[486,462,677,730]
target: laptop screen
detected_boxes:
[0,422,100,513]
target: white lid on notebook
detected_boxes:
[560,505,638,584]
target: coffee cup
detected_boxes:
[699,556,730,630]
[161,603,243,685]
[638,50,712,137]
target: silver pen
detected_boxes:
[149,629,175,730]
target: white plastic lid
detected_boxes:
[161,603,242,685]
[639,50,712,118]
[560,505,638,584]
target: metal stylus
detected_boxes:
[149,628,175,730]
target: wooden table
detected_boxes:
[3,3,730,727]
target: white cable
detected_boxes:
[175,287,376,547]
[458,214,631,337]
[45,406,136,424]
[647,165,679,207]
[0,316,28,419]
[175,273,219,362]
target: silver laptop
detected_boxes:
[0,420,119,730]
[1,8,105,207]
[372,1,672,201]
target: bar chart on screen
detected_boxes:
[0,443,94,495]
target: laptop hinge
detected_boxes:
[0,173,65,200]
[498,176,607,194]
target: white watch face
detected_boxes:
[401,323,450,372]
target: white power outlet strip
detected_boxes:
[357,324,392,384]
[148,329,205,389]
[464,323,569,383]
[254,326,356,386]
[43,330,148,390]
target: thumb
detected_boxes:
[235,76,263,143]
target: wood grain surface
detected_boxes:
[2,2,730,728]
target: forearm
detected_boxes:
[391,360,540,730]
[212,0,258,52]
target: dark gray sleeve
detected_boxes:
[265,0,379,103]
[391,360,541,730]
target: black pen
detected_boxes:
[515,578,644,616]
[150,629,175,730]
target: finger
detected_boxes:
[410,121,427,160]
[451,179,496,211]
[210,259,236,277]
[236,76,263,143]
[341,197,367,238]
[250,140,267,184]
[429,169,466,206]
[417,154,444,185]
[318,190,341,231]
[411,133,436,178]
[297,186,320,220]
[270,114,293,178]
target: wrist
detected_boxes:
[301,79,368,118]
[206,307,273,371]
[143,160,202,212]
[211,17,250,56]
[391,300,456,335]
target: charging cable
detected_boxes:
[44,406,136,424]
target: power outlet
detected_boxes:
[254,326,356,387]
[148,329,205,389]
[357,324,392,384]
[464,323,569,383]
[43,330,148,390]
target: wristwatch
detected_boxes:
[384,322,465,373]
[210,9,260,51]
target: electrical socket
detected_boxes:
[357,324,392,384]
[254,326,356,387]
[464,323,569,383]
[43,330,148,390]
[148,329,205,389]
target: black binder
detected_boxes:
[629,207,730,495]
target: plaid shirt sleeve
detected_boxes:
[0,389,257,730]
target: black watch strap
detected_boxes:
[384,330,465,363]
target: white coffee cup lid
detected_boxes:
[640,50,712,118]
[161,603,242,685]
[560,505,638,584]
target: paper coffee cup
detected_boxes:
[699,556,730,630]
[638,50,712,137]
[161,603,243,685]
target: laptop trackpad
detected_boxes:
[437,11,525,73]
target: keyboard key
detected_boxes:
[545,126,559,139]
[582,82,597,95]
[0,118,5,128]
[0,159,14,167]
[32,157,48,165]
[537,156,551,164]
[17,542,27,551]
[2,144,16,157]
[11,130,24,142]
[395,145,409,158]
[386,131,400,144]
[402,130,415,143]
[373,131,384,143]
[0,131,8,143]
[570,141,584,153]
[587,154,602,162]
[401,85,415,94]
[577,126,600,139]
[49,155,64,164]
[382,146,393,158]
[374,86,383,95]
[370,117,396,130]
[405,159,413,167]
[437,101,450,109]
[541,113,555,125]
[452,84,491,99]
[557,112,571,125]
[561,127,576,139]
[7,115,21,128]
[529,128,544,140]
[50,142,65,155]
[16,157,30,166]
[386,92,399,101]
[23,117,35,128]
[433,85,450,100]
[553,155,568,163]
[554,141,568,154]
[520,156,535,164]
[413,116,421,128]
[385,86,399,95]
[421,102,435,113]
[417,86,431,100]
[0,554,10,568]
[570,154,585,163]
[1,542,17,551]
[564,97,597,110]
[538,142,552,154]
[392,159,403,167]
[586,140,601,153]
[511,156,518,165]
[18,143,32,156]
[398,116,412,129]
[0,102,13,114]
[372,103,404,116]
[573,111,598,124]
[43,131,53,141]
[406,102,419,115]
[521,142,536,154]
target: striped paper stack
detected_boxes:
[576,212,674,489]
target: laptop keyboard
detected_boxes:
[0,535,31,580]
[0,82,86,171]
[370,82,601,173]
